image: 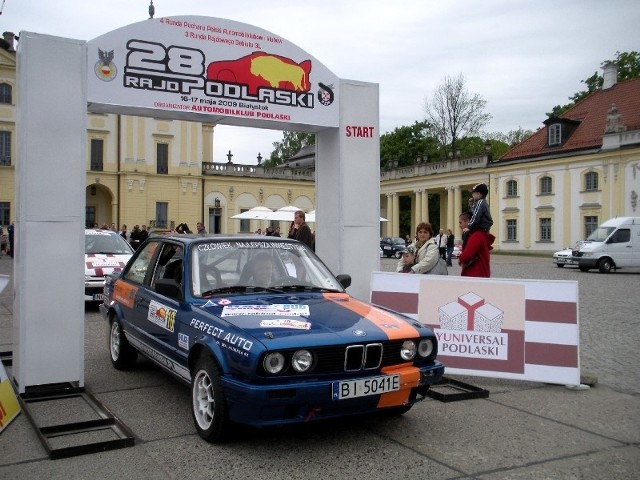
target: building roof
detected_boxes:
[497,77,640,162]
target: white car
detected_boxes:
[552,241,583,268]
[85,229,134,302]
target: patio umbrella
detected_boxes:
[230,206,274,220]
[267,205,307,222]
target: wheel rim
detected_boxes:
[110,322,120,360]
[193,370,215,429]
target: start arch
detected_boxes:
[15,16,379,392]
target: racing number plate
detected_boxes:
[332,375,400,400]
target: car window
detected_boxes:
[609,228,630,244]
[153,243,184,291]
[85,232,133,254]
[123,241,159,285]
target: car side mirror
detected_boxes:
[156,278,182,300]
[336,274,351,289]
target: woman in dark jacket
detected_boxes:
[446,228,455,266]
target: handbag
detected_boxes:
[424,243,449,275]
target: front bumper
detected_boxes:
[221,361,445,427]
[578,257,599,269]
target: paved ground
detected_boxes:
[0,254,639,479]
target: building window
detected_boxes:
[0,83,12,104]
[0,131,11,166]
[548,124,561,146]
[585,171,598,191]
[239,209,250,233]
[506,219,517,241]
[540,218,552,241]
[156,202,168,228]
[90,139,104,171]
[85,206,96,229]
[506,179,518,197]
[539,176,552,194]
[0,201,10,226]
[584,216,598,239]
[157,143,169,174]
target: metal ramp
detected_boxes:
[427,377,490,402]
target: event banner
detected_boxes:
[0,362,20,434]
[370,273,580,386]
[87,16,340,128]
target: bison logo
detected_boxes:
[207,51,312,95]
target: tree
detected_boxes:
[265,131,315,167]
[424,73,492,156]
[379,121,439,168]
[486,127,535,158]
[547,51,640,117]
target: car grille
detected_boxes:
[258,340,430,376]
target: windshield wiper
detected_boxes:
[273,284,341,293]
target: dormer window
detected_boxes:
[548,124,561,146]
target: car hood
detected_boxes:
[85,254,132,276]
[195,292,425,348]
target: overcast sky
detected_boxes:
[3,0,637,164]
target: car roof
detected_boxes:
[149,234,303,245]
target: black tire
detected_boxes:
[556,264,565,268]
[109,318,137,370]
[394,250,403,259]
[598,258,613,273]
[191,355,230,443]
[579,265,590,272]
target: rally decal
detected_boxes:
[178,333,189,350]
[221,304,309,317]
[190,318,254,357]
[259,319,311,330]
[323,294,419,340]
[148,300,176,332]
[113,280,138,309]
[127,335,190,382]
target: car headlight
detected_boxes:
[291,349,313,372]
[400,340,417,361]
[263,352,286,374]
[418,339,434,358]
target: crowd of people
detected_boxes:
[0,222,14,258]
[396,183,495,278]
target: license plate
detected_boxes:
[93,293,104,301]
[332,375,400,400]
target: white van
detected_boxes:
[575,217,640,273]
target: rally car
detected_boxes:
[100,235,444,442]
[85,229,134,302]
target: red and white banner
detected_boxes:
[370,273,580,385]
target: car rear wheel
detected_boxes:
[191,355,230,443]
[394,250,403,259]
[109,318,137,370]
[598,258,613,273]
[556,264,565,268]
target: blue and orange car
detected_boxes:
[100,235,444,442]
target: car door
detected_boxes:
[606,227,632,267]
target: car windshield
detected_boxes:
[190,239,345,297]
[586,227,615,242]
[391,238,405,245]
[85,232,133,255]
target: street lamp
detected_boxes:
[214,197,220,208]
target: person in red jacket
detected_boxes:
[458,211,495,277]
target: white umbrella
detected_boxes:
[230,206,274,220]
[267,205,306,222]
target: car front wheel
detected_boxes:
[395,250,403,259]
[109,318,137,370]
[598,258,613,273]
[191,355,230,443]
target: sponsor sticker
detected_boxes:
[178,333,189,350]
[259,318,311,330]
[113,281,138,308]
[222,304,309,317]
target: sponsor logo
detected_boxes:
[217,299,232,306]
[95,49,117,81]
[222,304,310,317]
[189,318,253,356]
[178,333,189,350]
[353,330,366,337]
[113,281,138,309]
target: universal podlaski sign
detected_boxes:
[87,16,340,128]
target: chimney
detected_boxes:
[2,32,15,52]
[601,61,618,90]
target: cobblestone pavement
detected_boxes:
[380,254,640,395]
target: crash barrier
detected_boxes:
[370,273,580,386]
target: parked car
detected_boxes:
[552,244,581,268]
[85,229,134,302]
[100,235,444,442]
[380,236,407,258]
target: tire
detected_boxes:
[109,318,137,370]
[556,264,565,268]
[394,250,403,259]
[598,258,613,273]
[191,355,230,443]
[579,265,590,272]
